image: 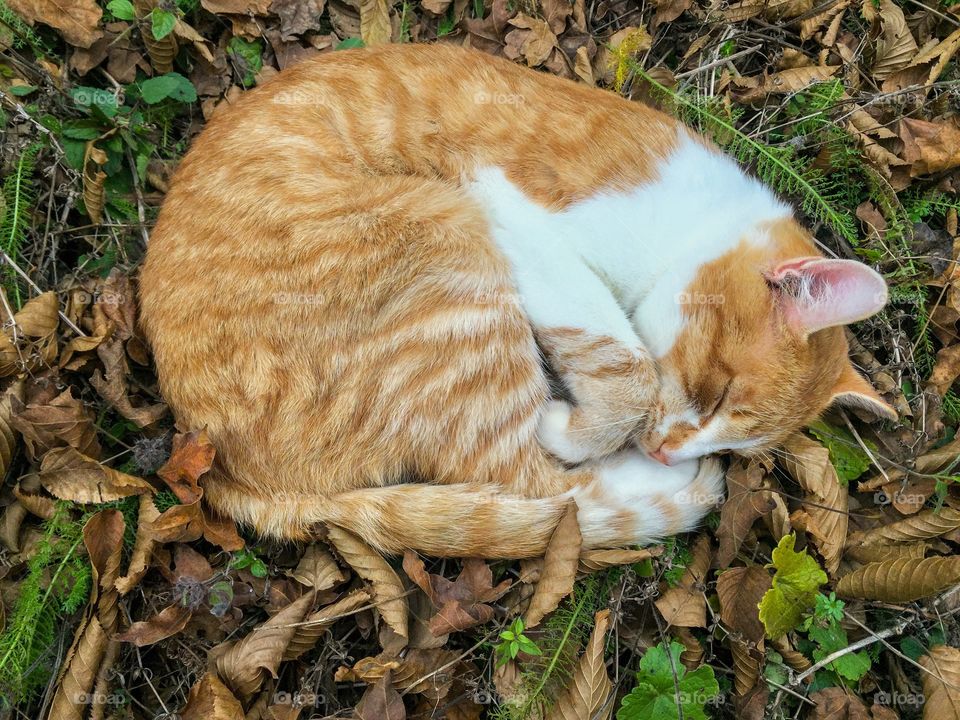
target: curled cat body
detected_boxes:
[139,43,895,558]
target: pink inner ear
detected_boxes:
[767,257,888,334]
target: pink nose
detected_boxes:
[649,445,672,466]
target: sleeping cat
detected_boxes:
[138,43,895,558]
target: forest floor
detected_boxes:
[1,0,960,718]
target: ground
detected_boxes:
[0,0,959,718]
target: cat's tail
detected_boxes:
[210,480,571,558]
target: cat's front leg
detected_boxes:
[536,329,659,463]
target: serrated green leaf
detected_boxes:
[617,642,719,720]
[759,534,827,639]
[150,8,177,40]
[106,0,136,20]
[807,420,875,483]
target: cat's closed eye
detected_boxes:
[700,380,732,421]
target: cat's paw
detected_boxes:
[537,400,592,464]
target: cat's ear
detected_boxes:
[767,257,888,335]
[830,362,898,421]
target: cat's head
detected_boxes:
[636,218,896,465]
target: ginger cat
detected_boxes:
[139,43,895,558]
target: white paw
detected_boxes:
[537,400,589,464]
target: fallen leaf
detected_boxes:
[289,543,346,591]
[215,592,315,697]
[47,616,107,720]
[285,589,371,660]
[39,446,154,503]
[201,0,271,13]
[545,609,612,720]
[326,525,409,640]
[116,494,161,594]
[884,27,960,93]
[655,534,712,628]
[506,13,558,67]
[579,546,662,574]
[355,670,406,720]
[836,555,960,601]
[782,433,848,575]
[717,565,771,644]
[901,118,960,176]
[7,0,103,47]
[157,429,216,504]
[846,506,960,547]
[271,0,326,39]
[871,0,919,81]
[180,673,245,720]
[920,645,960,720]
[116,603,193,646]
[359,0,391,45]
[524,500,581,628]
[10,387,102,460]
[403,552,510,635]
[716,459,776,567]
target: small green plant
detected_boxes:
[758,534,828,639]
[0,504,92,702]
[227,36,264,87]
[807,419,876,484]
[0,142,40,306]
[617,641,720,720]
[495,617,542,667]
[230,547,268,578]
[799,593,872,684]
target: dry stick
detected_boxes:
[675,44,764,80]
[792,618,911,685]
[840,410,891,484]
[0,250,86,337]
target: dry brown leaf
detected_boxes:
[655,534,712,628]
[733,66,838,102]
[39,446,154,503]
[524,500,581,628]
[82,142,107,224]
[845,539,926,564]
[545,609,612,720]
[116,494,161,594]
[337,648,459,699]
[730,640,763,696]
[884,27,960,93]
[285,589,371,661]
[7,0,103,47]
[716,459,775,567]
[651,0,692,28]
[836,555,960,601]
[808,687,896,719]
[847,506,960,547]
[716,565,771,644]
[147,497,244,551]
[359,0,391,45]
[782,433,848,575]
[800,0,851,40]
[920,645,960,720]
[930,344,960,396]
[272,0,326,39]
[201,0,271,12]
[180,672,245,720]
[47,616,107,720]
[355,670,406,720]
[578,546,662,574]
[289,543,346,591]
[871,0,918,81]
[157,428,215,504]
[90,337,167,427]
[10,386,101,460]
[216,593,315,698]
[507,13,558,67]
[83,509,124,631]
[14,291,58,338]
[326,524,409,639]
[403,552,510,635]
[901,118,960,176]
[0,381,22,484]
[116,603,193,646]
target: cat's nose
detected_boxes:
[649,444,672,465]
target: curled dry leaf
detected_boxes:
[524,500,581,628]
[578,546,662,575]
[326,524,408,639]
[216,592,315,697]
[730,641,764,697]
[920,645,960,720]
[884,27,960,92]
[148,497,244,551]
[655,534,712,628]
[836,555,960,602]
[717,565,771,645]
[82,142,108,224]
[48,616,107,720]
[545,609,613,720]
[14,291,58,338]
[846,506,960,547]
[90,337,167,427]
[284,589,371,661]
[871,0,919,81]
[782,433,848,575]
[901,118,960,177]
[402,551,510,635]
[0,380,22,482]
[39,446,154,503]
[807,687,896,719]
[116,494,162,594]
[716,458,776,567]
[289,543,346,591]
[355,670,406,720]
[180,672,245,720]
[116,602,193,647]
[10,386,102,460]
[157,428,216,504]
[929,344,960,397]
[336,648,459,700]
